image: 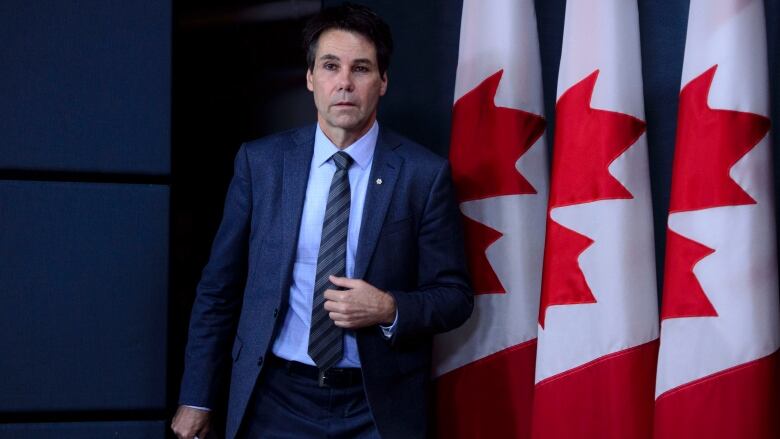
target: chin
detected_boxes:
[329,118,362,130]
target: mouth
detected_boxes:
[333,102,356,107]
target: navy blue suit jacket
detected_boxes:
[179,125,473,439]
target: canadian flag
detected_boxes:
[531,1,659,438]
[654,0,780,437]
[432,0,547,437]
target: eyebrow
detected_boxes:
[319,54,340,62]
[318,54,375,66]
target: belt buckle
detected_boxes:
[318,370,329,388]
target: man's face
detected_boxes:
[307,29,388,140]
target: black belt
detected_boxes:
[268,354,363,388]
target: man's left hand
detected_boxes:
[323,276,396,328]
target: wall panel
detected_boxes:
[0,0,170,174]
[0,181,168,412]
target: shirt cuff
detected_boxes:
[183,405,211,412]
[379,310,399,339]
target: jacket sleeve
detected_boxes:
[388,161,474,344]
[178,144,252,408]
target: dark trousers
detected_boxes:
[237,358,381,439]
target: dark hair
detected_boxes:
[302,3,393,77]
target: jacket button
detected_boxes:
[257,356,264,366]
[273,308,279,318]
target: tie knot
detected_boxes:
[332,151,353,170]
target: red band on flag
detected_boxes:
[436,340,537,439]
[532,340,659,439]
[654,350,780,439]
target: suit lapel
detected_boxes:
[280,126,315,294]
[354,128,403,280]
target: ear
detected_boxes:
[379,72,388,96]
[306,69,314,92]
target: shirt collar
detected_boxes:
[313,121,378,170]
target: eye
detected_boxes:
[353,65,369,73]
[323,63,338,71]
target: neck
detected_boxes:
[319,120,375,149]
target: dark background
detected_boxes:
[0,0,778,437]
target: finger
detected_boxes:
[329,275,360,289]
[328,311,350,322]
[333,318,357,328]
[170,421,185,438]
[323,289,348,301]
[324,300,348,313]
[176,428,197,439]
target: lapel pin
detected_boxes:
[376,178,383,185]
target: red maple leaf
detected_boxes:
[539,221,596,327]
[461,215,506,294]
[538,70,647,327]
[662,65,770,321]
[661,230,718,320]
[450,70,546,295]
[669,65,770,213]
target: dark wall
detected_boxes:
[0,0,171,437]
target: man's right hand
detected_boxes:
[171,405,211,439]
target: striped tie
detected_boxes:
[308,151,353,371]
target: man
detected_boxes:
[172,4,472,438]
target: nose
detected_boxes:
[336,69,354,92]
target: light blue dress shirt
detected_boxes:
[271,122,380,368]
